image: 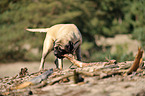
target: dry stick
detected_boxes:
[74,70,86,84]
[31,81,48,88]
[48,70,100,85]
[105,57,116,64]
[64,55,88,67]
[74,70,80,84]
[48,74,73,85]
[99,71,123,79]
[126,47,144,75]
[64,55,119,70]
[11,69,53,90]
[78,71,100,77]
[64,54,100,67]
[11,82,32,90]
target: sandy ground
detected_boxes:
[1,61,145,96]
[0,61,71,78]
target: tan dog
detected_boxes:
[26,24,82,70]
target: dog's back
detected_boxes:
[49,24,82,45]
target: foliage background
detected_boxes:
[0,0,145,62]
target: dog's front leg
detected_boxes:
[55,58,63,70]
[39,37,53,71]
[58,58,63,70]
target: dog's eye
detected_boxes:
[58,47,62,51]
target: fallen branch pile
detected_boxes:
[0,48,144,95]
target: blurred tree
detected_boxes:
[0,0,144,61]
[130,0,145,48]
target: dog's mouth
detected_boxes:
[54,41,74,58]
[54,47,65,58]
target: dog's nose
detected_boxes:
[54,51,57,54]
[54,51,64,58]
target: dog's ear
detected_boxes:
[65,41,74,53]
[69,41,74,52]
[53,39,58,48]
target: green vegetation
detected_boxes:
[0,0,144,62]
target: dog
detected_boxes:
[26,24,82,70]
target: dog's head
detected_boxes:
[54,41,74,58]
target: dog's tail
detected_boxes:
[26,28,49,32]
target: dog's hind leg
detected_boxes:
[39,37,53,71]
[75,46,81,61]
[73,40,82,61]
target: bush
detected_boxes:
[0,0,144,62]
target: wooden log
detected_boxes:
[99,71,123,79]
[64,54,100,67]
[48,74,73,85]
[11,68,53,90]
[73,70,84,84]
[127,47,144,75]
[78,71,99,77]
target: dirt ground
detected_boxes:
[1,61,145,96]
[0,61,71,78]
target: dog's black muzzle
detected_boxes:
[54,41,74,59]
[54,47,66,58]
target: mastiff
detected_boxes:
[26,24,82,70]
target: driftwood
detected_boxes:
[78,71,99,77]
[64,54,104,67]
[11,69,53,90]
[19,67,29,77]
[99,71,123,79]
[105,57,117,64]
[126,48,144,75]
[1,47,144,96]
[64,55,89,67]
[64,48,144,76]
[48,74,73,85]
[73,70,84,84]
[48,70,100,85]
